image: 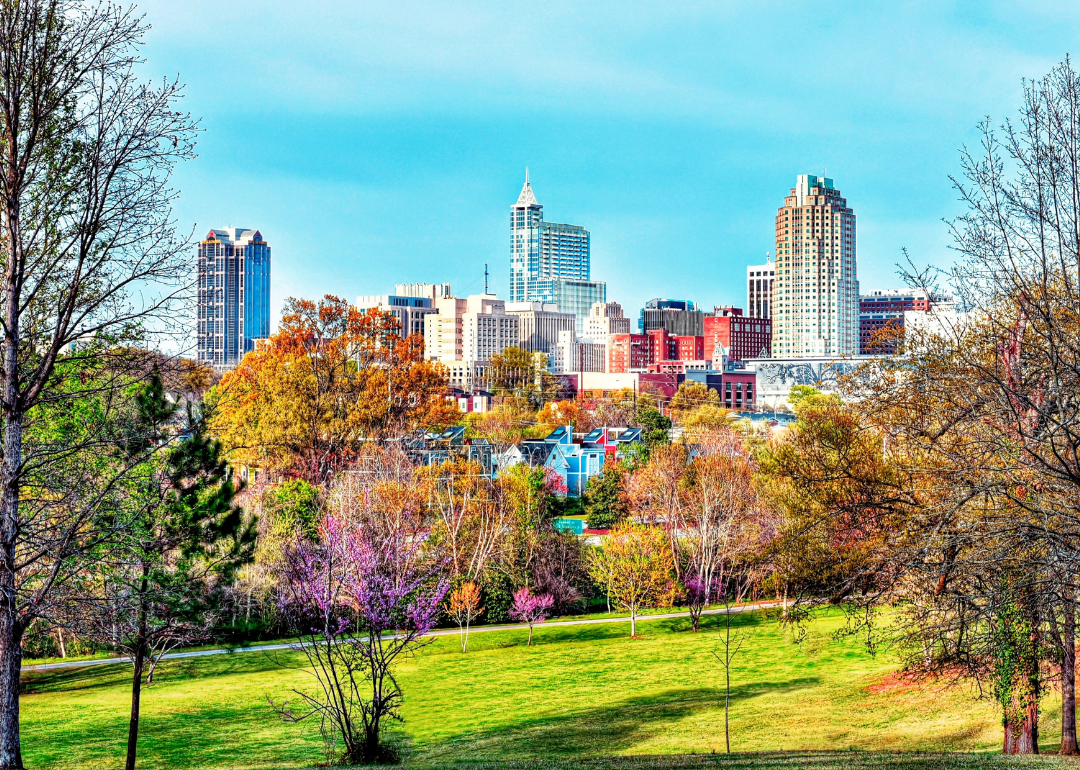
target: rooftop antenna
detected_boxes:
[766,251,772,263]
[484,263,489,294]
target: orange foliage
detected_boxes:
[210,295,459,483]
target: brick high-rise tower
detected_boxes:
[771,175,858,357]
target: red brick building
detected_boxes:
[858,290,934,354]
[674,335,704,361]
[703,307,772,362]
[608,333,651,373]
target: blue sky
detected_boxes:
[139,1,1080,327]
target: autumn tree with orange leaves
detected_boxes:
[210,295,458,484]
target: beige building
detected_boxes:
[423,296,468,362]
[505,301,575,361]
[771,174,859,357]
[583,301,631,343]
[462,295,519,364]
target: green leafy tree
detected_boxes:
[583,463,629,529]
[0,4,199,763]
[636,408,671,449]
[80,375,255,770]
[588,523,676,637]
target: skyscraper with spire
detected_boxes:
[509,170,603,333]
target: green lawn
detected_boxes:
[20,610,1066,769]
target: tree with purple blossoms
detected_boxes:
[509,588,554,646]
[683,575,720,633]
[273,512,446,765]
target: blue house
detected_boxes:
[510,425,645,497]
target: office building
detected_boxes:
[396,282,453,302]
[554,330,606,374]
[529,278,606,333]
[704,307,772,363]
[506,301,576,359]
[583,301,631,344]
[462,295,519,364]
[746,259,776,320]
[858,289,936,354]
[771,174,859,357]
[355,294,437,338]
[639,298,704,336]
[197,227,271,370]
[509,171,603,331]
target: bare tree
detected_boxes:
[0,2,196,765]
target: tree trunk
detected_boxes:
[1003,687,1040,754]
[630,608,637,638]
[56,628,66,659]
[527,623,533,647]
[724,656,731,753]
[0,613,23,770]
[127,643,146,770]
[1063,599,1078,755]
[0,295,24,769]
[127,581,149,770]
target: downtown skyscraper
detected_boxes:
[509,170,604,332]
[771,175,859,357]
[197,227,271,369]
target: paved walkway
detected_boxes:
[23,602,777,673]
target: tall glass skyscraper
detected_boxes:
[197,227,271,369]
[510,170,602,331]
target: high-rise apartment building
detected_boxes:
[423,296,469,362]
[509,171,604,331]
[638,299,705,336]
[771,175,858,357]
[197,227,271,370]
[746,259,775,320]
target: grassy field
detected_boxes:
[20,610,1067,769]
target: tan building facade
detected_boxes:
[771,175,858,357]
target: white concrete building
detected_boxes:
[554,329,606,374]
[746,258,776,320]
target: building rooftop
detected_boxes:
[205,227,264,246]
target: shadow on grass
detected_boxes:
[21,648,301,696]
[420,751,1074,770]
[419,679,820,764]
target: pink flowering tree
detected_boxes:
[273,513,447,765]
[510,587,555,646]
[683,575,721,632]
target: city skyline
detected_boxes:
[135,1,1080,331]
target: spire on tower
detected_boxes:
[514,168,539,208]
